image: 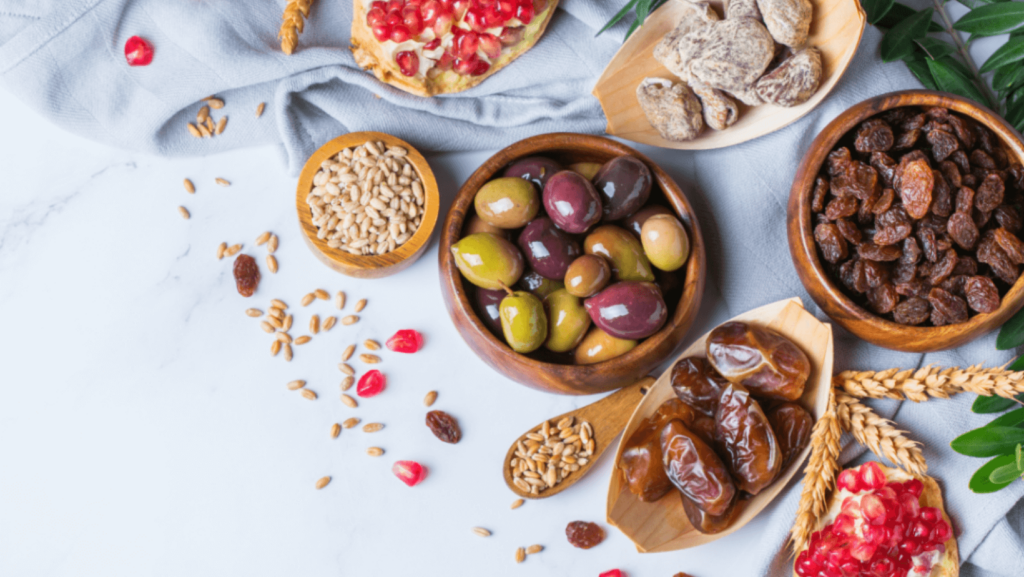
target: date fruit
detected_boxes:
[766,402,813,468]
[670,357,729,417]
[706,322,810,401]
[714,383,782,495]
[661,419,737,516]
[619,399,698,502]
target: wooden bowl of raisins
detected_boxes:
[788,90,1024,352]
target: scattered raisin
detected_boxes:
[426,410,462,444]
[978,232,1019,284]
[233,254,260,297]
[893,296,930,325]
[951,255,978,276]
[870,152,898,188]
[893,128,920,150]
[964,276,1000,313]
[833,161,881,200]
[566,521,605,549]
[896,279,929,298]
[863,260,891,288]
[956,186,975,214]
[900,237,922,265]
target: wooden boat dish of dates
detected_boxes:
[296,131,440,279]
[438,133,706,395]
[788,90,1024,352]
[592,0,865,150]
[606,297,833,552]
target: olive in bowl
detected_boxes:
[439,133,706,395]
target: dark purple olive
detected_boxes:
[504,156,563,189]
[584,281,667,340]
[594,156,653,221]
[517,217,581,280]
[517,269,564,298]
[622,205,674,237]
[543,171,603,234]
[473,287,507,336]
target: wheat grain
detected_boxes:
[835,364,1024,402]
[279,0,315,55]
[790,388,842,553]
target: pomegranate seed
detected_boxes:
[498,0,515,19]
[373,24,392,42]
[598,571,623,577]
[836,469,861,493]
[479,33,501,58]
[869,557,893,577]
[859,461,886,490]
[910,520,930,540]
[457,31,479,59]
[831,513,856,537]
[454,54,478,75]
[516,2,535,24]
[483,4,503,25]
[124,36,154,67]
[470,58,490,75]
[919,507,941,523]
[931,519,952,542]
[861,494,888,525]
[372,0,388,10]
[421,0,443,24]
[453,0,472,18]
[903,478,924,498]
[387,329,424,353]
[386,11,403,27]
[433,13,454,36]
[403,10,424,34]
[840,496,861,518]
[368,7,387,25]
[386,0,404,12]
[435,50,455,70]
[850,541,877,562]
[357,370,386,397]
[875,485,897,503]
[390,25,411,42]
[532,0,548,12]
[392,460,428,486]
[500,25,525,46]
[465,8,488,31]
[396,51,420,76]
[899,538,921,556]
[898,492,920,520]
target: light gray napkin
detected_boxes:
[1,0,1021,575]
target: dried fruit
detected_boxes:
[386,329,423,353]
[898,157,934,219]
[233,255,260,297]
[392,460,427,486]
[855,119,894,153]
[124,36,154,66]
[814,223,848,263]
[964,275,1000,313]
[566,521,604,549]
[356,370,386,397]
[426,410,462,444]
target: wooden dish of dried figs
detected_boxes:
[593,0,865,150]
[606,297,834,552]
[788,90,1024,352]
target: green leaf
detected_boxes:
[905,57,940,90]
[994,63,1024,92]
[981,38,1024,72]
[596,0,640,36]
[1007,93,1024,127]
[1011,355,1024,372]
[997,305,1024,349]
[916,37,957,60]
[974,394,1020,413]
[1017,443,1023,470]
[862,0,896,24]
[970,454,1017,492]
[954,3,1024,36]
[989,462,1024,484]
[927,57,989,104]
[876,3,944,32]
[881,8,935,62]
[951,426,1024,457]
[987,406,1024,428]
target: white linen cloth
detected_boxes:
[0,0,1020,575]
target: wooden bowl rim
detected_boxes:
[789,89,1024,350]
[295,131,441,275]
[439,132,707,391]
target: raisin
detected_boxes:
[927,287,969,324]
[992,147,1009,169]
[964,174,979,189]
[1007,163,1024,191]
[863,260,891,288]
[950,150,970,175]
[855,119,894,153]
[931,306,949,327]
[566,521,604,549]
[835,218,862,244]
[872,188,895,214]
[995,205,1023,233]
[956,187,976,214]
[833,161,881,200]
[952,255,978,276]
[941,274,969,297]
[900,237,922,265]
[840,259,869,293]
[867,283,898,314]
[947,212,979,250]
[827,147,853,177]
[901,112,926,131]
[931,170,953,217]
[978,232,1019,283]
[874,205,913,245]
[971,149,996,170]
[811,176,829,213]
[893,296,931,325]
[870,152,898,188]
[825,196,859,220]
[918,227,939,262]
[858,242,902,262]
[976,174,1006,212]
[898,157,934,219]
[896,279,929,298]
[940,160,962,189]
[893,129,920,150]
[926,129,959,162]
[973,124,998,154]
[233,254,260,297]
[928,248,958,285]
[964,276,1000,313]
[426,410,462,444]
[973,207,992,229]
[993,227,1024,264]
[815,223,849,263]
[923,120,954,134]
[947,114,975,149]
[971,165,992,184]
[925,106,951,122]
[858,187,881,225]
[893,261,918,284]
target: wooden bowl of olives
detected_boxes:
[438,133,707,395]
[787,90,1024,352]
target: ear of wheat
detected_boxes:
[835,392,928,476]
[790,388,842,553]
[835,364,1024,402]
[280,0,315,55]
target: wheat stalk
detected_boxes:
[835,364,1024,402]
[835,392,928,477]
[790,388,842,553]
[279,0,315,55]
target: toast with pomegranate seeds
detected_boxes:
[351,0,559,97]
[794,462,959,577]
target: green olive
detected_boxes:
[500,290,548,353]
[640,214,690,272]
[474,177,540,229]
[568,162,603,180]
[464,214,508,238]
[574,327,637,365]
[543,289,591,353]
[451,233,525,290]
[564,255,612,298]
[518,269,564,299]
[583,225,655,282]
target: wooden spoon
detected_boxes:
[503,376,654,500]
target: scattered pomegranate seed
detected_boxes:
[598,571,623,577]
[387,329,424,353]
[124,36,154,67]
[396,51,420,76]
[357,370,386,397]
[392,460,427,486]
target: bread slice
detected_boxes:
[351,0,560,97]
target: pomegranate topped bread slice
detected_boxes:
[795,462,959,577]
[351,0,559,97]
